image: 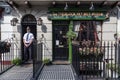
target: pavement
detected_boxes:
[0,64,76,80]
[1,63,116,80]
[38,65,75,80]
[0,64,33,80]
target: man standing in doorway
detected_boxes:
[23,26,34,62]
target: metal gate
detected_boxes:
[32,41,43,80]
[72,41,119,80]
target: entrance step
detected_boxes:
[52,61,70,65]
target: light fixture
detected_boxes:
[103,1,107,5]
[24,1,28,4]
[64,2,68,11]
[9,0,13,4]
[37,18,43,26]
[89,2,94,10]
[10,18,18,26]
[52,1,56,5]
[77,1,80,5]
[118,2,120,5]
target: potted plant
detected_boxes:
[106,63,120,79]
[12,58,22,66]
[43,59,52,65]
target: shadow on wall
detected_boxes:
[41,24,47,33]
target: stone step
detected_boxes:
[52,61,70,65]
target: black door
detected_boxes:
[53,21,69,61]
[21,14,37,62]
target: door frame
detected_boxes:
[21,14,37,62]
[52,20,69,61]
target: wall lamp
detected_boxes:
[89,2,94,10]
[52,1,56,5]
[37,18,43,26]
[77,1,80,5]
[10,18,18,26]
[64,2,68,10]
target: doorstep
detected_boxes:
[52,60,70,65]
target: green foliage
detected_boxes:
[12,58,22,66]
[66,21,76,39]
[43,59,51,65]
[66,30,76,39]
[106,63,120,74]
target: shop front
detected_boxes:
[48,5,109,62]
[0,0,118,63]
[0,0,119,65]
[0,0,120,79]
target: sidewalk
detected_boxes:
[38,65,75,80]
[0,64,33,80]
[0,64,76,80]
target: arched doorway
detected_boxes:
[21,14,37,62]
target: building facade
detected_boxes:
[0,0,120,62]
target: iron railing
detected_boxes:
[72,41,119,80]
[0,39,20,74]
[33,41,43,80]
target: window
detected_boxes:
[73,21,102,47]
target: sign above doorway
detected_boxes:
[48,7,109,21]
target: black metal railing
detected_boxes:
[72,44,80,76]
[33,41,43,80]
[72,41,119,80]
[0,39,19,74]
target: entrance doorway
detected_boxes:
[21,14,37,62]
[53,20,69,61]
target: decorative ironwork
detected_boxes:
[72,41,119,79]
[21,14,37,24]
[33,41,43,80]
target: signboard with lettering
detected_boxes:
[48,7,109,20]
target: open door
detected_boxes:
[21,14,37,62]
